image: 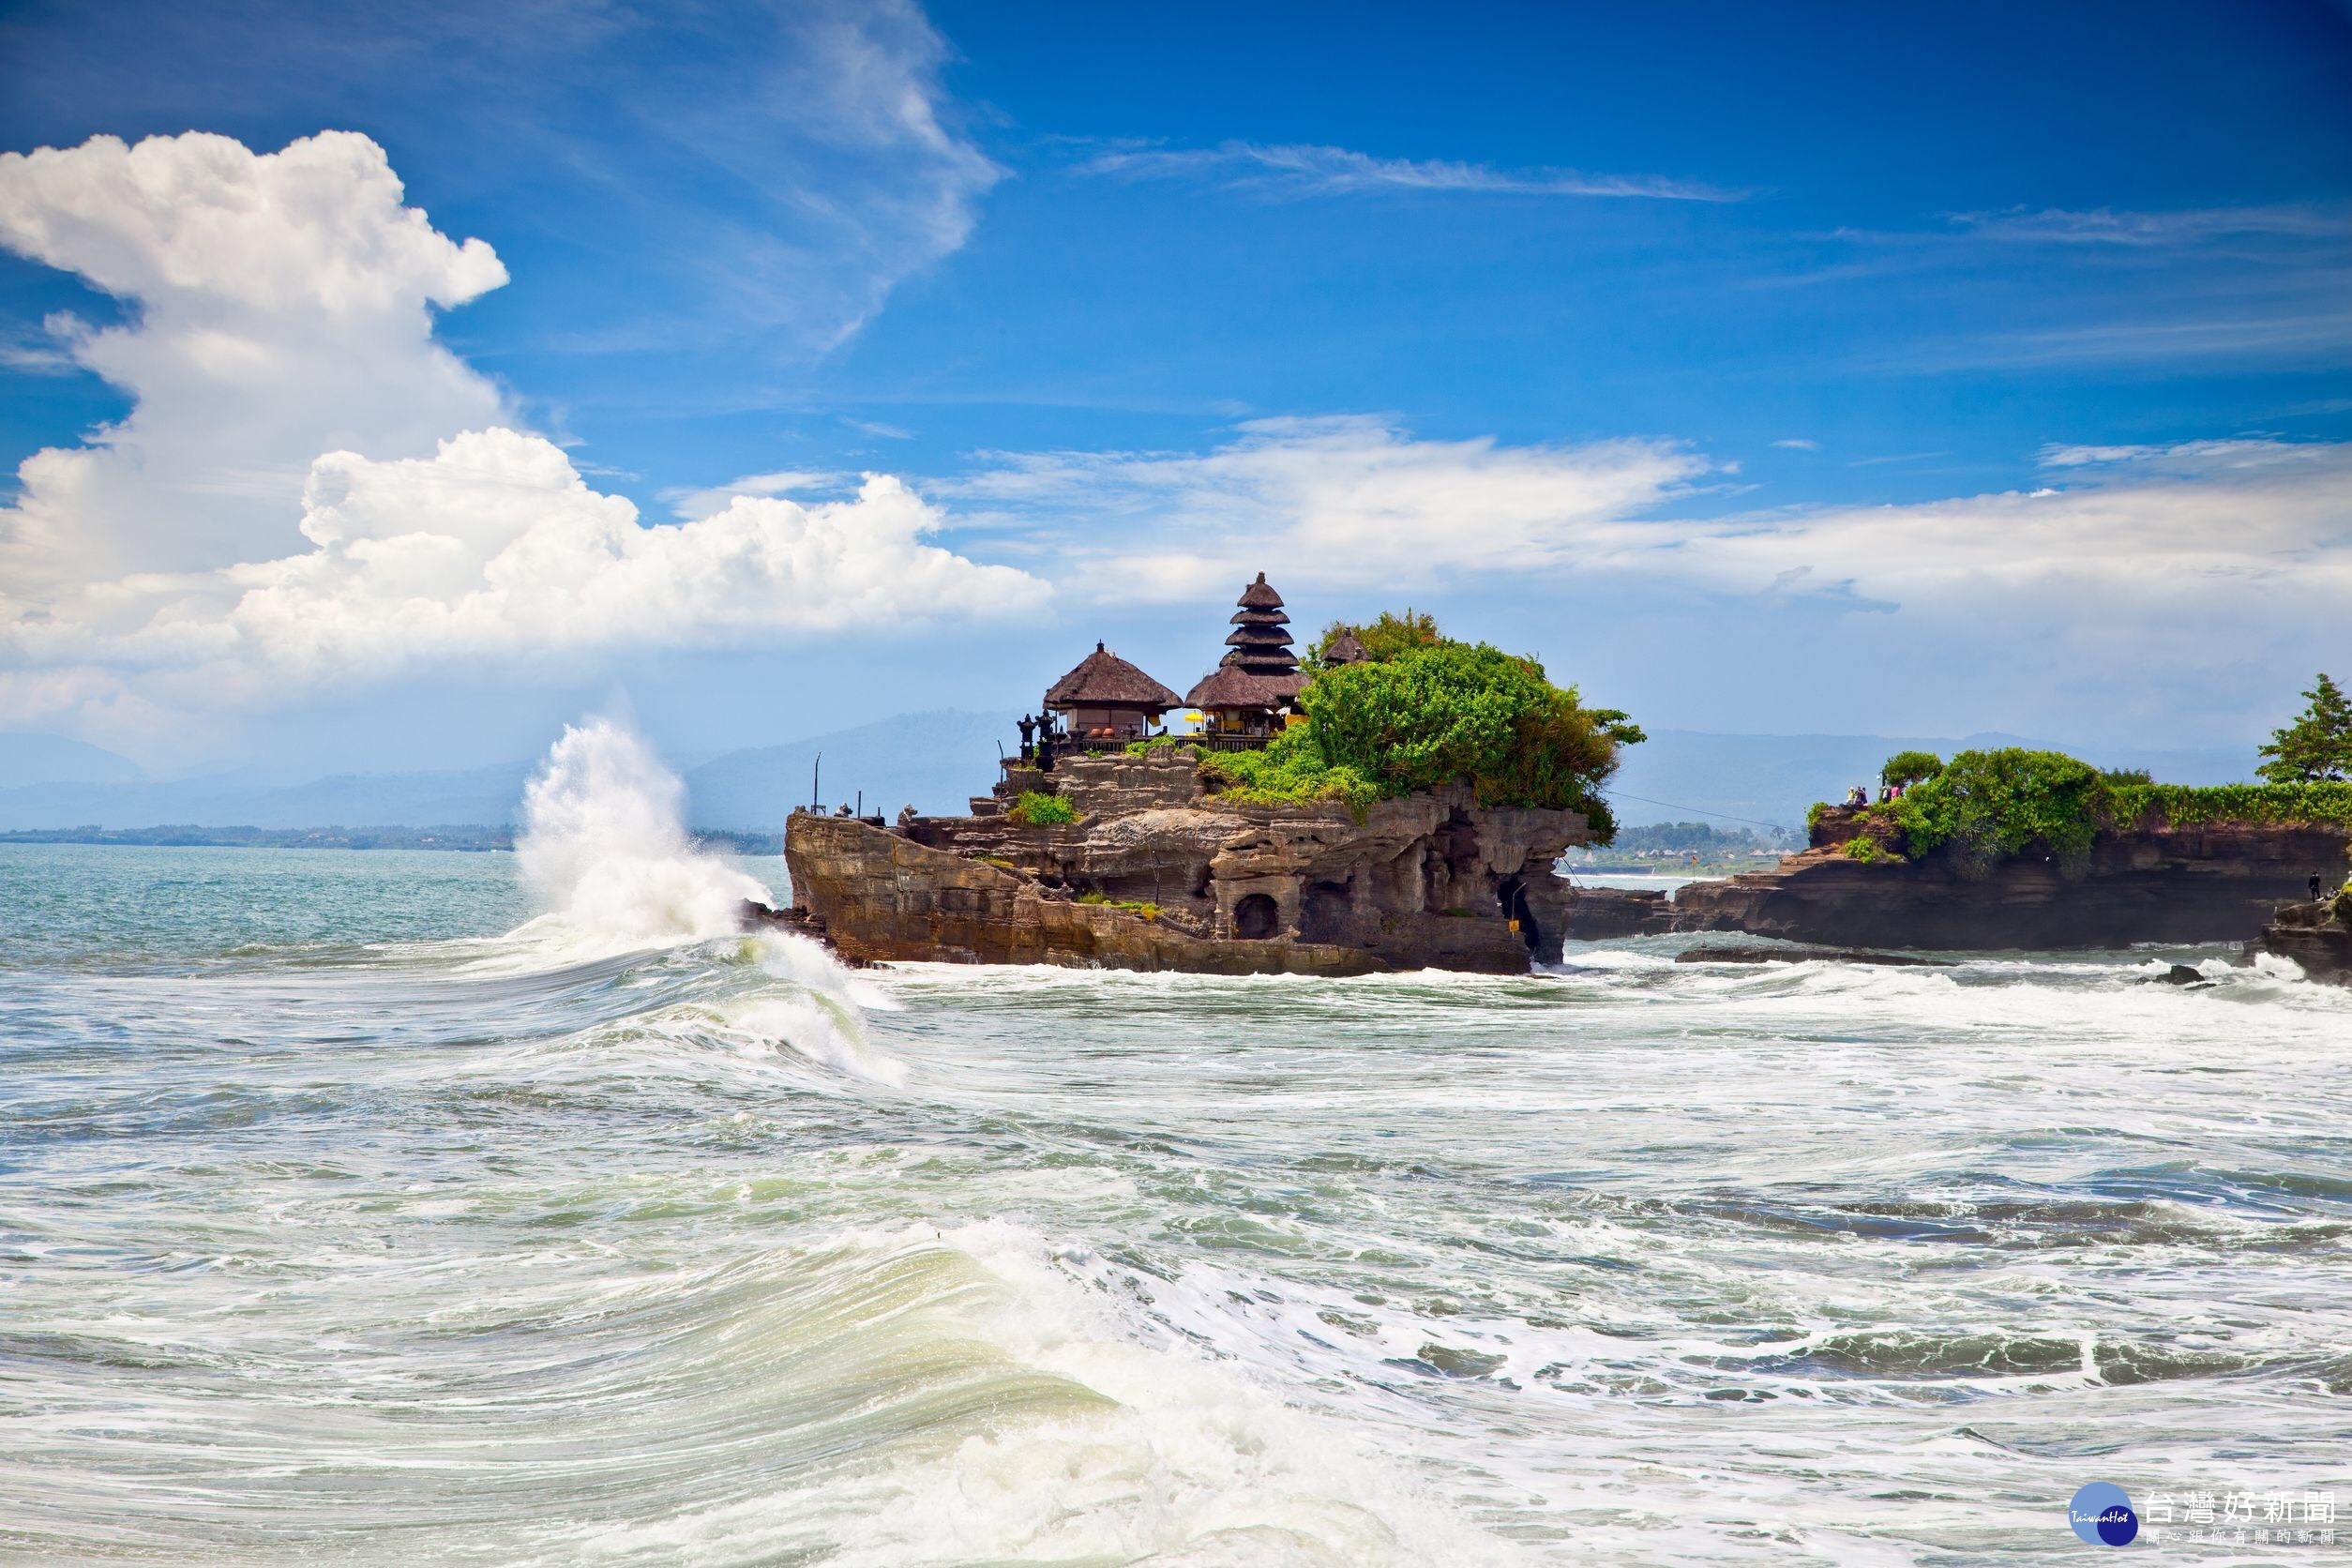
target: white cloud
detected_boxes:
[1077,141,1728,203]
[949,415,1718,598]
[662,469,846,521]
[0,128,1043,736]
[957,424,2351,678]
[8,429,1047,709]
[0,131,512,588]
[1771,438,1821,451]
[1949,202,2351,246]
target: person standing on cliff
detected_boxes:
[2316,874,2329,904]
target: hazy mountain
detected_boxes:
[0,712,2261,836]
[0,731,143,788]
[685,710,1018,827]
[0,713,1022,832]
[0,761,535,831]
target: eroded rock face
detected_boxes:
[1669,822,2350,951]
[786,747,1591,973]
[2260,897,2352,986]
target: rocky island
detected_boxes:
[1570,745,2352,958]
[783,579,1622,974]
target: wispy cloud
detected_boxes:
[1846,451,1949,467]
[1075,140,1733,203]
[1949,202,2352,246]
[1771,438,1821,451]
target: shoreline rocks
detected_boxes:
[2258,897,2352,987]
[785,746,1591,973]
[1668,822,2348,951]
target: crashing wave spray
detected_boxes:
[515,717,773,946]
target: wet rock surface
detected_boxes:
[1669,820,2349,952]
[2258,897,2352,987]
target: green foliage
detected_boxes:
[1197,725,1381,810]
[2257,672,2352,782]
[1316,608,1442,665]
[1005,791,1079,826]
[2101,767,2152,786]
[1123,735,1186,755]
[1077,890,1162,920]
[1871,746,2352,876]
[1892,748,2106,875]
[2105,779,2352,831]
[1297,640,1637,836]
[1843,837,1884,863]
[1879,749,1944,788]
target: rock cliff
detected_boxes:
[784,746,1591,973]
[1669,813,2349,950]
[2259,897,2352,986]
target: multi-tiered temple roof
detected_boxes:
[1186,573,1305,716]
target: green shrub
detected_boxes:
[1892,748,2106,876]
[1123,735,1187,755]
[2106,780,2352,831]
[1315,609,1441,666]
[1198,726,1382,811]
[1880,749,1944,788]
[1297,640,1640,836]
[1077,890,1162,920]
[1876,748,2352,875]
[1006,791,1079,826]
[1844,837,1883,863]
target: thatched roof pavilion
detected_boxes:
[1045,641,1182,741]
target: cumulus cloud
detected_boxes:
[8,429,1046,708]
[0,128,1041,736]
[1077,141,1728,202]
[0,130,512,588]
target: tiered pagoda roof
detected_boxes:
[1046,641,1182,712]
[1186,572,1305,709]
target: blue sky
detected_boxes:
[1,0,2347,776]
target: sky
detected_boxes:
[0,0,2347,777]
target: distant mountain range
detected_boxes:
[0,715,2260,835]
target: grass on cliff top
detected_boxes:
[1818,746,2352,875]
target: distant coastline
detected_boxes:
[0,825,785,855]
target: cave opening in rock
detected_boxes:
[1233,893,1280,940]
[1498,875,1541,953]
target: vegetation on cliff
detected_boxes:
[2259,672,2352,783]
[1204,617,1642,837]
[1829,746,2352,875]
[1006,791,1079,825]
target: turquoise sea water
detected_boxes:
[5,835,2351,1566]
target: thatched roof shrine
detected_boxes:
[1045,642,1183,713]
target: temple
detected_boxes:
[1040,641,1180,748]
[1184,572,1306,747]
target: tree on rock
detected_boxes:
[2258,673,2352,783]
[1880,750,1943,788]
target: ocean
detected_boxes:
[5,723,2348,1565]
